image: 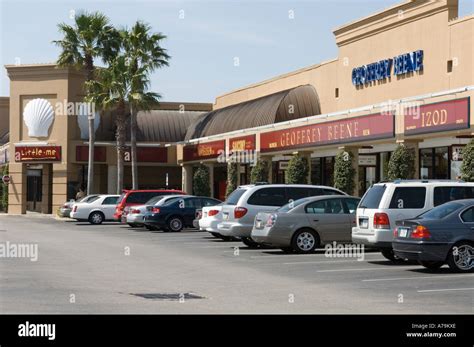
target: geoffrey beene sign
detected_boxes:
[352,50,423,86]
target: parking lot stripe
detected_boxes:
[417,287,474,293]
[317,265,420,272]
[283,258,386,265]
[363,274,474,282]
[249,251,382,259]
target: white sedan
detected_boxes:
[70,195,120,224]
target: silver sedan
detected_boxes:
[251,195,361,253]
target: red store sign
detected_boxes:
[229,135,256,152]
[15,146,61,162]
[404,97,470,135]
[183,140,225,162]
[76,145,107,162]
[123,147,168,163]
[260,113,395,152]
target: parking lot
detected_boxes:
[0,214,472,314]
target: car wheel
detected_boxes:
[167,217,184,232]
[419,261,444,270]
[241,237,260,248]
[291,229,319,254]
[447,242,474,273]
[381,249,405,263]
[88,212,104,225]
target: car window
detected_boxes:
[286,188,309,201]
[307,188,324,196]
[247,187,287,207]
[389,187,426,209]
[418,202,462,219]
[277,198,310,212]
[102,196,119,205]
[85,196,100,204]
[433,187,474,206]
[185,198,202,209]
[344,198,361,214]
[461,207,474,223]
[359,185,386,208]
[202,199,219,207]
[306,199,345,214]
[145,196,165,205]
[323,188,344,195]
[225,188,247,205]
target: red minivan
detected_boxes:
[114,189,186,221]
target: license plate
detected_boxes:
[256,220,263,229]
[399,227,409,238]
[359,218,368,228]
[223,212,229,220]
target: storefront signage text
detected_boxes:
[404,98,470,135]
[260,113,394,152]
[352,50,423,86]
[229,135,256,152]
[183,140,225,162]
[15,146,61,162]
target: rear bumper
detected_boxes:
[217,222,251,237]
[199,218,220,232]
[127,214,144,224]
[143,214,166,227]
[392,240,451,262]
[58,208,71,218]
[352,227,393,249]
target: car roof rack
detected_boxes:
[392,179,465,184]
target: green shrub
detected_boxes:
[334,150,356,195]
[0,165,8,212]
[193,165,210,197]
[387,144,415,180]
[286,155,309,184]
[250,159,269,184]
[460,139,474,182]
[226,162,238,198]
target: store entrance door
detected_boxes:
[358,155,378,197]
[26,169,42,212]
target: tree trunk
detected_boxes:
[130,105,138,190]
[116,101,127,194]
[85,56,95,195]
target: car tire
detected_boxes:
[88,211,104,225]
[241,237,260,248]
[291,229,319,254]
[167,217,184,232]
[381,249,405,263]
[446,242,474,273]
[419,261,444,270]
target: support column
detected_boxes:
[181,164,193,194]
[107,165,117,194]
[205,163,214,198]
[7,162,26,214]
[52,163,68,214]
[338,146,359,196]
[41,164,51,214]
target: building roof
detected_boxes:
[185,85,321,140]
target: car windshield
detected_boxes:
[277,198,310,212]
[359,185,386,209]
[84,196,100,204]
[145,196,165,205]
[162,197,182,206]
[225,188,247,205]
[417,202,463,219]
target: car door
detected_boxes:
[183,198,202,226]
[305,198,351,242]
[101,196,119,220]
[341,198,361,241]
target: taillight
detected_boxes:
[152,207,160,214]
[208,210,218,217]
[374,213,390,229]
[234,207,248,219]
[73,206,77,212]
[411,225,431,239]
[131,209,140,214]
[266,214,277,227]
[63,204,68,209]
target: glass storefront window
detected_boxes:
[420,147,449,179]
[420,148,433,179]
[434,147,449,179]
[311,157,334,186]
[311,158,322,185]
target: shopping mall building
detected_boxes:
[1,0,473,214]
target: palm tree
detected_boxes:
[86,56,160,194]
[53,11,119,195]
[121,21,170,189]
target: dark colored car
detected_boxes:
[113,189,186,221]
[143,196,222,232]
[393,199,474,273]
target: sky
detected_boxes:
[0,0,473,103]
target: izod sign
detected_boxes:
[229,135,255,152]
[14,146,61,162]
[404,98,470,135]
[183,140,225,162]
[260,113,394,153]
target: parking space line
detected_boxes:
[317,265,420,272]
[363,274,474,282]
[417,287,474,293]
[283,258,386,265]
[249,252,382,259]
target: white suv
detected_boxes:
[352,180,474,260]
[217,184,347,247]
